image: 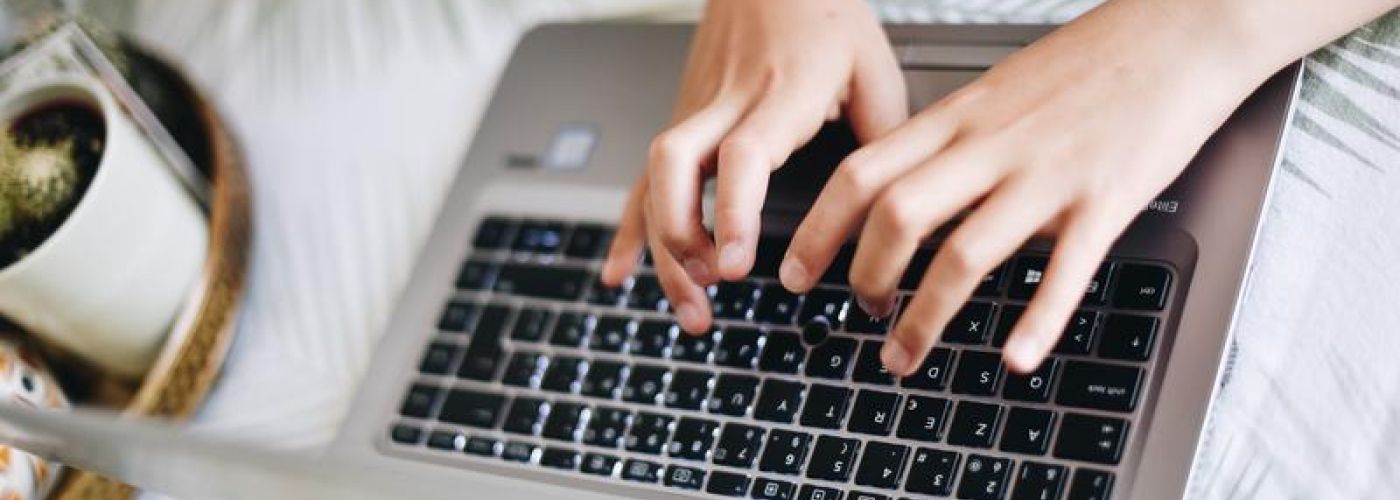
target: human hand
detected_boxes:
[600,0,906,333]
[779,0,1275,375]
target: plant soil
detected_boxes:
[0,102,104,268]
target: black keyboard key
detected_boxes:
[540,356,585,393]
[1111,264,1171,310]
[855,441,908,490]
[590,315,634,352]
[952,350,1005,396]
[958,454,1013,500]
[846,297,895,335]
[709,374,760,416]
[669,417,719,461]
[501,351,544,387]
[564,223,612,259]
[542,402,586,442]
[494,263,589,301]
[901,347,955,391]
[665,465,706,490]
[1054,414,1128,465]
[400,384,441,419]
[896,395,950,442]
[420,429,459,450]
[438,389,505,429]
[852,341,894,385]
[1097,314,1158,361]
[622,364,668,405]
[458,305,512,381]
[626,412,675,454]
[713,424,765,468]
[848,491,888,500]
[802,318,832,347]
[1003,358,1059,403]
[464,436,499,457]
[714,281,761,320]
[752,478,796,500]
[906,448,960,496]
[622,459,663,483]
[540,447,579,470]
[631,319,676,358]
[501,441,537,463]
[948,401,1003,448]
[502,397,546,435]
[438,301,480,332]
[390,424,423,445]
[754,380,805,424]
[1007,256,1048,300]
[580,360,625,399]
[1083,263,1114,305]
[759,330,806,374]
[708,471,752,497]
[587,278,627,307]
[848,390,900,436]
[1000,407,1056,456]
[800,384,852,429]
[760,430,812,475]
[581,452,620,476]
[510,307,554,342]
[943,302,996,344]
[665,369,714,410]
[549,312,594,348]
[419,343,459,375]
[976,263,1008,297]
[512,221,568,254]
[1067,469,1114,500]
[992,305,1024,348]
[672,328,718,363]
[716,327,764,368]
[754,284,802,324]
[797,485,843,500]
[799,288,850,327]
[806,336,857,379]
[456,260,500,291]
[1054,310,1099,355]
[1011,462,1068,500]
[1055,361,1143,412]
[807,436,860,482]
[473,217,515,250]
[628,275,669,312]
[583,406,631,448]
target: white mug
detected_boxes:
[0,78,208,378]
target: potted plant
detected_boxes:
[0,99,103,267]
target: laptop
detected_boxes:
[330,23,1301,500]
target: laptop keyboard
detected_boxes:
[388,215,1176,500]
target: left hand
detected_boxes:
[778,0,1276,375]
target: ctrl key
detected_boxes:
[501,441,537,463]
[705,471,751,497]
[390,424,423,445]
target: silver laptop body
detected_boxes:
[331,23,1301,500]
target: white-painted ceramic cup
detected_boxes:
[0,79,208,378]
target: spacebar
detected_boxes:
[494,263,590,301]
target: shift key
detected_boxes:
[494,264,590,301]
[1055,361,1142,413]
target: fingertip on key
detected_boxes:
[778,256,810,293]
[880,339,914,376]
[717,242,750,279]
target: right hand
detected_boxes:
[600,0,907,334]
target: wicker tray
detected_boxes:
[40,41,251,500]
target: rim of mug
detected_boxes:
[0,77,114,278]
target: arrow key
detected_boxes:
[854,441,909,490]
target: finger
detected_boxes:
[846,147,1002,315]
[647,102,745,285]
[714,83,841,280]
[846,38,908,143]
[883,176,1068,376]
[647,211,713,334]
[1002,205,1126,373]
[601,175,650,286]
[781,112,962,294]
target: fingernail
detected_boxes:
[683,258,713,283]
[881,341,911,375]
[719,243,747,274]
[779,257,809,290]
[674,303,700,330]
[1004,336,1041,370]
[857,296,895,318]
